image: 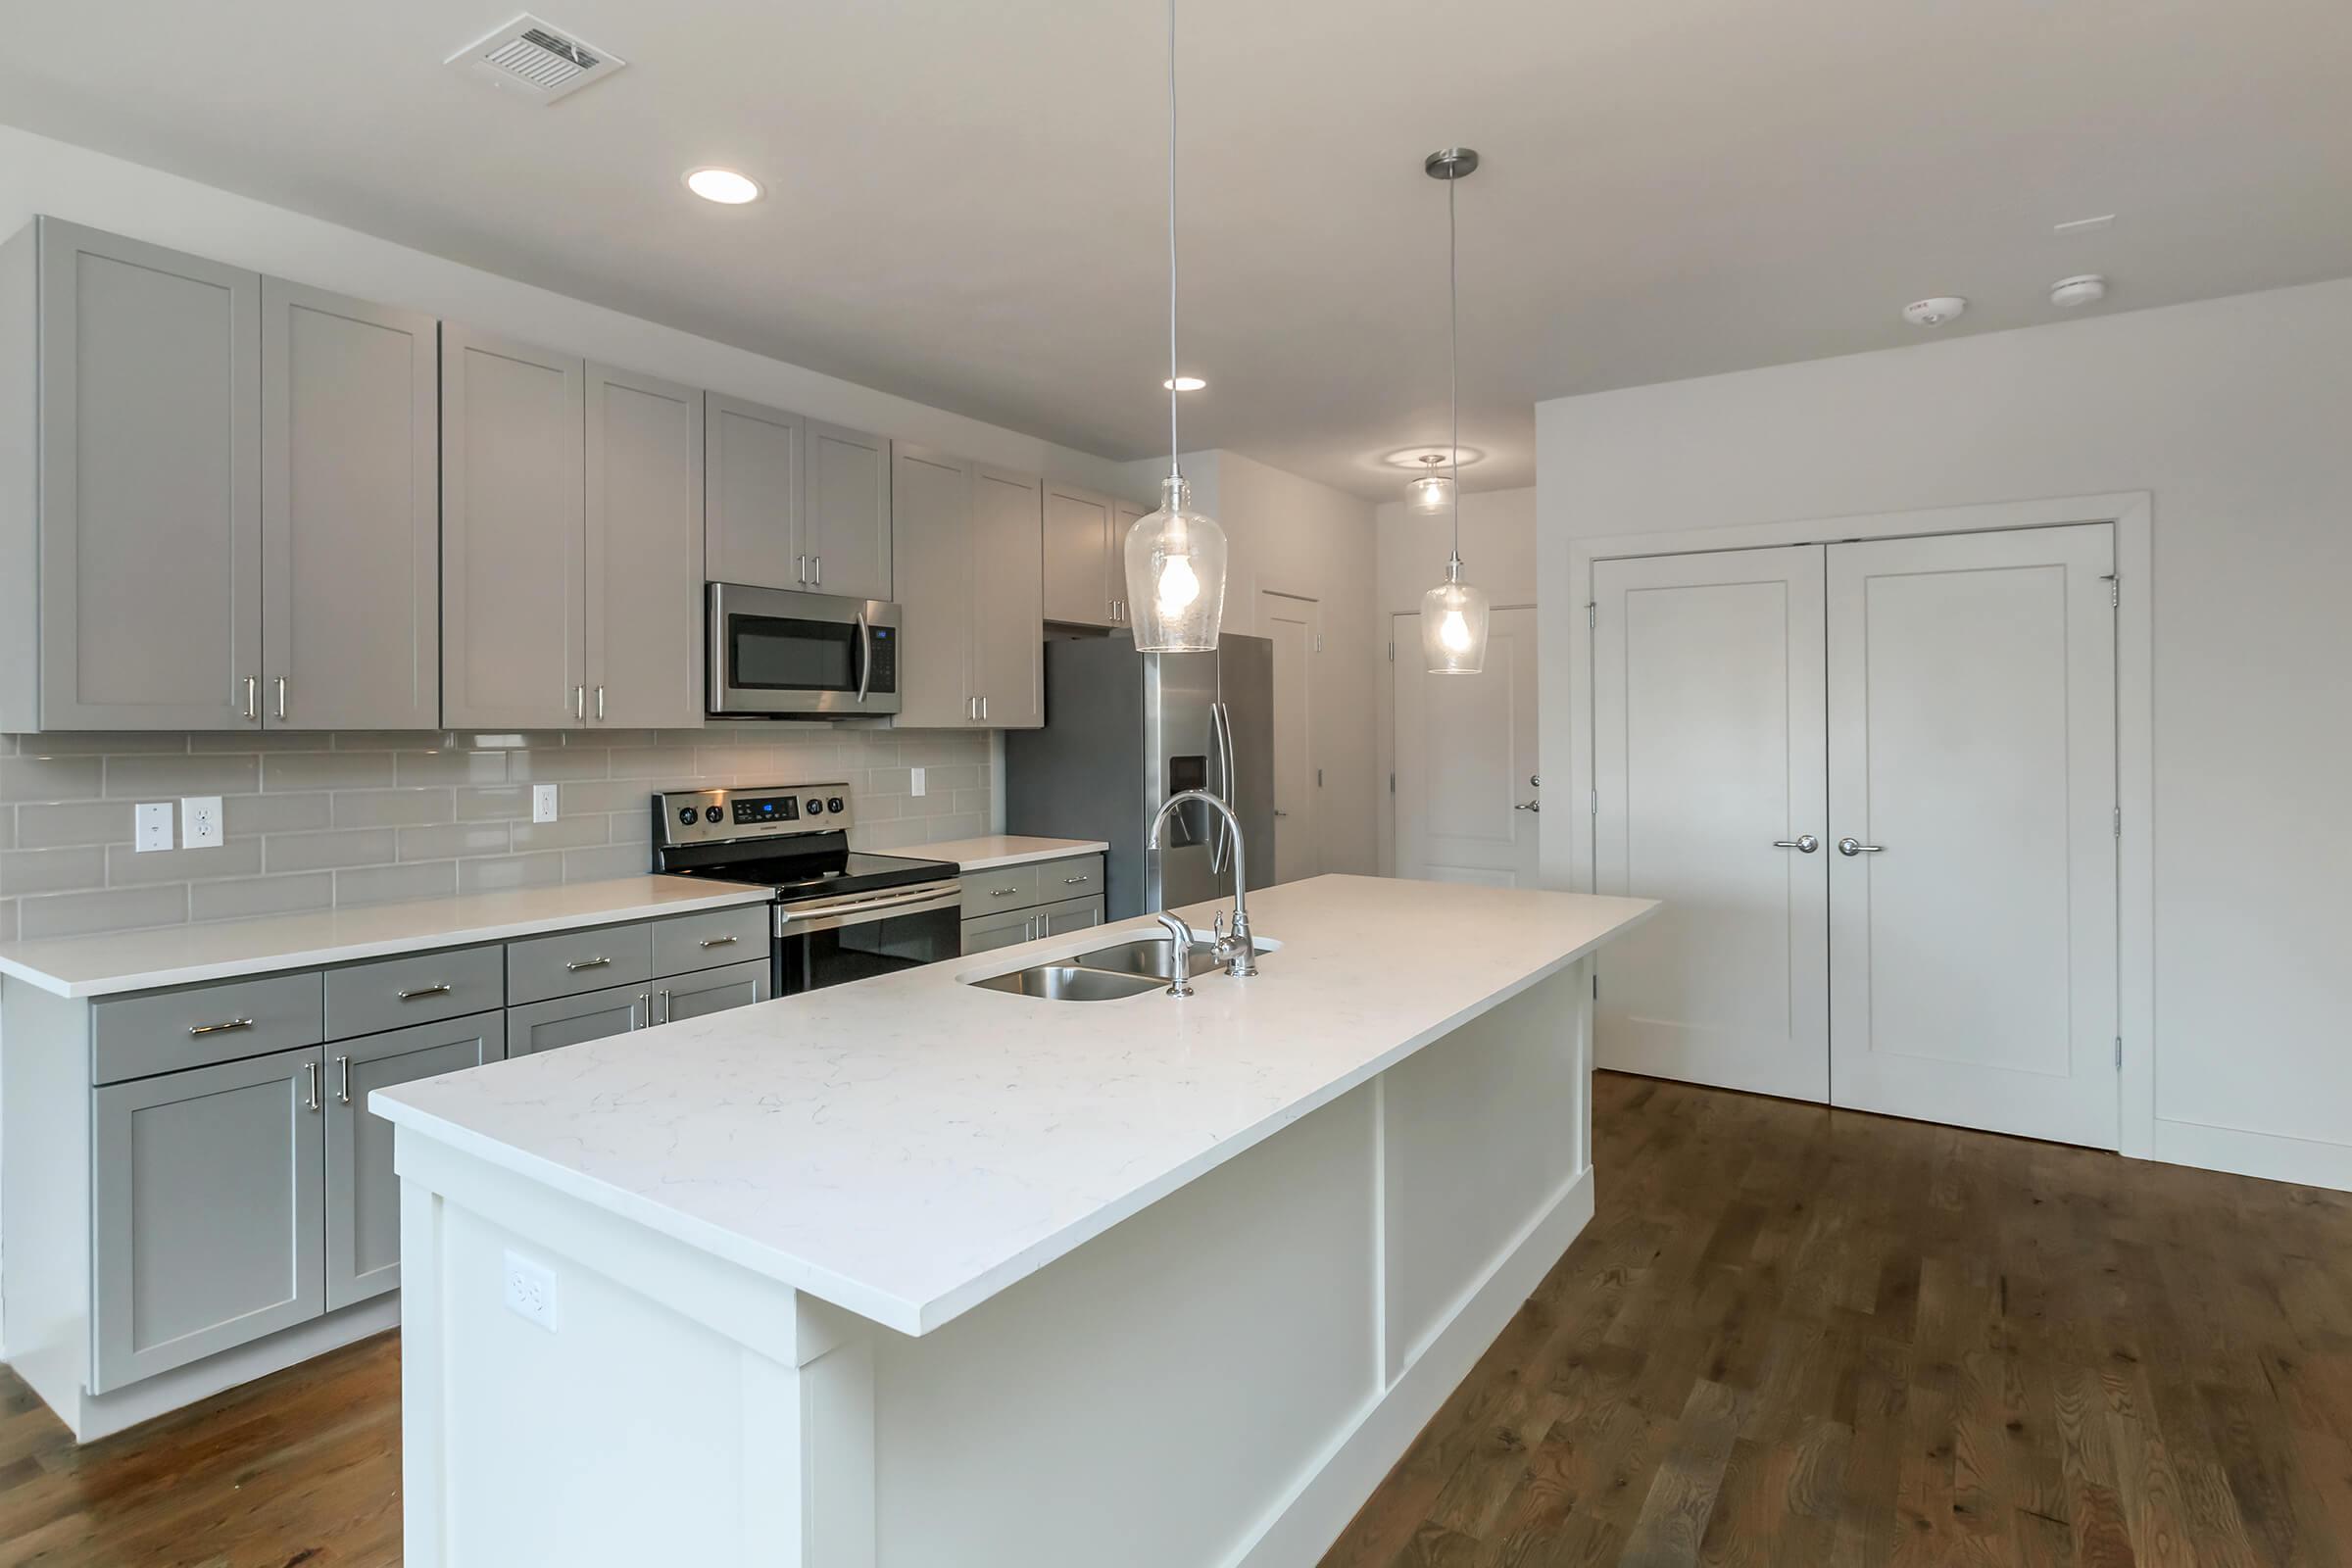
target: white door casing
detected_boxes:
[1826,524,2119,1148]
[1260,590,1319,886]
[1591,547,1831,1102]
[1392,608,1541,888]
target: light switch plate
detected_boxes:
[532,783,559,824]
[134,803,174,853]
[180,796,222,849]
[910,766,926,798]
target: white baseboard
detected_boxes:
[2153,1117,2352,1194]
[1231,1164,1596,1568]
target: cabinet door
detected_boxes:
[441,326,586,728]
[960,906,1037,956]
[891,445,977,728]
[970,466,1045,728]
[1036,895,1105,937]
[262,279,439,729]
[705,393,803,590]
[324,1011,504,1310]
[92,1046,324,1393]
[508,983,646,1056]
[656,958,770,1024]
[802,419,892,601]
[1042,480,1114,628]
[37,220,261,730]
[1111,499,1152,629]
[586,363,706,729]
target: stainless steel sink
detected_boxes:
[967,964,1166,1002]
[1071,936,1273,981]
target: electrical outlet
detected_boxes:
[134,803,174,853]
[180,796,222,849]
[910,766,926,798]
[503,1250,561,1333]
[532,783,559,824]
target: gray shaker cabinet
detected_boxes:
[91,1045,325,1394]
[508,982,648,1056]
[262,278,439,729]
[1042,479,1117,629]
[704,393,802,591]
[655,957,771,1023]
[891,444,978,728]
[25,219,263,732]
[959,906,1040,955]
[325,1011,504,1311]
[440,325,587,728]
[586,363,705,729]
[970,466,1045,730]
[801,417,893,601]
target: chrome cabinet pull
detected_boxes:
[334,1054,351,1105]
[186,1017,254,1039]
[699,935,738,949]
[1063,875,1089,885]
[811,555,821,588]
[573,685,586,721]
[274,675,288,720]
[242,675,258,721]
[1773,836,1820,853]
[990,887,1017,898]
[633,992,651,1029]
[656,988,671,1024]
[1837,837,1885,856]
[595,685,606,721]
[797,553,808,585]
[398,983,452,1001]
[565,956,612,972]
[302,1058,321,1112]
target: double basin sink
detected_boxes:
[969,933,1272,1002]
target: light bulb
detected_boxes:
[1122,474,1228,651]
[1156,554,1200,614]
[1406,471,1454,515]
[1439,609,1472,653]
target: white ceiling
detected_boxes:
[4,0,2348,497]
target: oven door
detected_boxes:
[773,882,963,995]
[709,582,902,717]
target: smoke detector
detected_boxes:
[446,15,625,104]
[2049,274,2109,309]
[1902,297,1968,328]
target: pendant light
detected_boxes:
[1123,0,1228,652]
[1404,454,1454,515]
[1418,147,1490,675]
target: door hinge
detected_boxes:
[2102,572,2120,608]
[1592,972,1599,1001]
[2113,806,2122,838]
[2114,1036,2123,1069]
[1587,602,1597,629]
[1387,639,1395,662]
[1316,767,1324,788]
[1389,771,1396,795]
[1590,790,1599,817]
[1314,631,1324,653]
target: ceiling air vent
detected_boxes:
[445,14,625,105]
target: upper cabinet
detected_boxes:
[891,446,1042,729]
[586,364,705,729]
[440,328,587,730]
[1042,480,1116,629]
[706,397,892,602]
[263,280,439,730]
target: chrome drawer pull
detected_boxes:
[1063,875,1089,885]
[334,1054,351,1105]
[990,887,1017,898]
[398,983,452,1001]
[186,1017,255,1038]
[565,956,612,972]
[699,935,738,949]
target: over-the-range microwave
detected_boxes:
[707,582,902,718]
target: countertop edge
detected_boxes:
[898,837,1112,871]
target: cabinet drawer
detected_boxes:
[961,864,1038,913]
[1034,855,1103,902]
[506,920,654,1005]
[324,945,503,1041]
[92,972,323,1085]
[651,905,770,978]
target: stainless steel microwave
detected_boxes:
[707,582,902,718]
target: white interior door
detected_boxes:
[1827,524,2119,1148]
[1392,608,1540,887]
[1259,591,1319,885]
[1592,547,1831,1102]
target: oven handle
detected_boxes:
[856,612,871,706]
[775,883,964,936]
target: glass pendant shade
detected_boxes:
[1405,469,1455,514]
[1124,473,1229,652]
[1420,561,1491,674]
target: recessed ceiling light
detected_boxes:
[684,168,761,205]
[1902,296,1968,327]
[1163,375,1206,391]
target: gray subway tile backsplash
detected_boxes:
[0,727,993,943]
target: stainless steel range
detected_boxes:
[650,784,962,996]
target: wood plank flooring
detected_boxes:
[0,1070,2344,1565]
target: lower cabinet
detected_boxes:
[510,956,771,1054]
[325,1012,504,1310]
[956,854,1107,955]
[659,958,770,1023]
[960,906,1039,956]
[1037,895,1105,937]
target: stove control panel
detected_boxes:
[653,784,852,848]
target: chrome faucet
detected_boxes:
[1146,789,1257,979]
[1152,911,1198,997]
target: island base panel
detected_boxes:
[396,960,1592,1568]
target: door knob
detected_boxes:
[1773,835,1820,853]
[1515,800,1542,813]
[1837,837,1885,856]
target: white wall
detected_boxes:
[1373,488,1537,873]
[1124,451,1382,877]
[0,124,1137,497]
[1535,277,2352,1190]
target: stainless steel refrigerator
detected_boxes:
[1004,632,1275,921]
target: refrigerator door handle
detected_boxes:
[1209,699,1237,875]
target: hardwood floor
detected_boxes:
[1321,1072,2352,1567]
[0,1071,2345,1566]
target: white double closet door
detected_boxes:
[1592,525,2120,1149]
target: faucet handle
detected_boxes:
[1212,910,1226,946]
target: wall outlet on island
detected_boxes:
[180,797,222,849]
[911,766,926,798]
[532,783,559,824]
[134,803,174,853]
[503,1250,561,1333]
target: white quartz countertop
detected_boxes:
[0,876,776,999]
[892,834,1110,870]
[373,874,1657,1338]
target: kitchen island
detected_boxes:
[374,874,1655,1567]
